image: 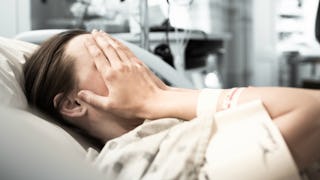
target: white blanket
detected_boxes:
[87,89,300,180]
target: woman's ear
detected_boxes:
[53,93,87,119]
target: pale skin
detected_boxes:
[56,30,320,171]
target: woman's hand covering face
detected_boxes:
[78,30,168,120]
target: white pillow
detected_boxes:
[0,37,38,109]
[0,36,101,153]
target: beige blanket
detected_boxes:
[87,89,300,180]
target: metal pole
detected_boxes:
[139,0,149,50]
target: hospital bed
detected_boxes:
[1,23,320,180]
[0,29,193,180]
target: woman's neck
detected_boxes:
[88,115,144,142]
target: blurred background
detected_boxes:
[1,0,319,89]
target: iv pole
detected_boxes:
[139,0,149,50]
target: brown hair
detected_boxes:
[24,30,88,124]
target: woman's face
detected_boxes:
[62,33,143,140]
[65,34,108,97]
[63,34,130,140]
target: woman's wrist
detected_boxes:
[142,88,201,120]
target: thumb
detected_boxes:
[78,90,111,110]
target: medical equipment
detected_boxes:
[280,0,320,88]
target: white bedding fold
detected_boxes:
[87,89,300,180]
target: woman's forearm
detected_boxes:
[148,86,320,169]
[235,87,320,169]
[145,87,320,121]
[144,88,201,120]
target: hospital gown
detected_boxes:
[86,89,301,180]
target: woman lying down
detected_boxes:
[24,30,319,180]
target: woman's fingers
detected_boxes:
[97,30,143,65]
[145,66,168,90]
[113,39,143,65]
[84,38,111,75]
[92,30,122,68]
[78,90,111,110]
[92,30,167,89]
[97,31,131,64]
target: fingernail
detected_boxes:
[99,29,104,32]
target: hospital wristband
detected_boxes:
[197,89,223,118]
[221,87,245,111]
